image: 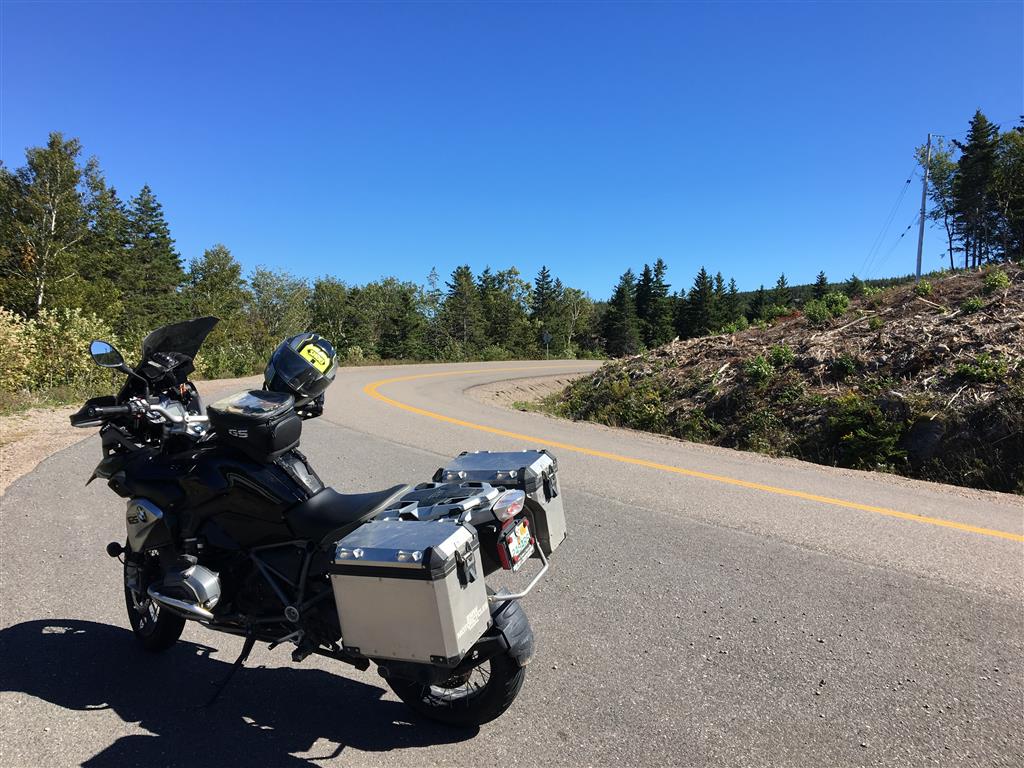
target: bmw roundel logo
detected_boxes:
[136,507,147,523]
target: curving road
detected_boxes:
[1,361,1022,767]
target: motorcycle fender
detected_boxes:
[489,593,535,668]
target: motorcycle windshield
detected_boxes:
[139,317,220,362]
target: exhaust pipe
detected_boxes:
[147,584,216,621]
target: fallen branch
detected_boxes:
[931,384,969,420]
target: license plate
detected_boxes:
[501,518,534,572]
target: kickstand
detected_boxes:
[200,634,256,708]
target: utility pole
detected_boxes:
[915,133,932,283]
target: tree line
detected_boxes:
[0,133,865,378]
[2,111,1020,387]
[0,133,612,377]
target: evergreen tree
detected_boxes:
[530,265,556,322]
[672,290,691,338]
[953,111,1001,267]
[440,265,485,353]
[371,278,428,360]
[771,272,790,308]
[182,245,252,374]
[648,258,675,345]
[724,277,742,324]
[813,271,829,299]
[687,267,716,336]
[183,244,247,319]
[124,184,184,327]
[844,273,865,297]
[747,285,767,321]
[530,265,565,349]
[635,264,655,346]
[478,266,533,355]
[602,269,641,356]
[993,122,1024,261]
[711,271,727,329]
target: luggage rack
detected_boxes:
[377,481,501,525]
[375,481,549,603]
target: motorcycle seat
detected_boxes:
[288,485,411,544]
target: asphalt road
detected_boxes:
[1,360,1022,767]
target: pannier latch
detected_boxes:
[456,550,477,586]
[543,471,559,501]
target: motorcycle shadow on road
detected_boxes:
[0,619,474,766]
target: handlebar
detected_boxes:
[91,405,134,418]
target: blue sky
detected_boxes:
[2,2,1021,298]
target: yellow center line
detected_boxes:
[363,367,1024,543]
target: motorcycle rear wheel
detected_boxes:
[386,651,526,727]
[123,555,185,652]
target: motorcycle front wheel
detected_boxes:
[123,554,185,652]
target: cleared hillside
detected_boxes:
[549,266,1024,493]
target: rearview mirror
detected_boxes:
[89,340,125,369]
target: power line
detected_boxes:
[870,212,920,277]
[858,166,918,278]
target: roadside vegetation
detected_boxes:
[546,266,1024,493]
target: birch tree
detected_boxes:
[0,132,93,314]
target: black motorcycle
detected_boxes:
[70,318,566,727]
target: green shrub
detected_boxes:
[960,296,985,314]
[193,337,263,379]
[721,317,749,334]
[743,355,774,384]
[738,407,788,454]
[983,269,1010,294]
[830,353,859,379]
[827,394,906,469]
[671,410,723,442]
[0,308,36,392]
[803,299,830,327]
[766,304,791,320]
[805,292,849,327]
[913,280,933,297]
[478,344,513,361]
[769,344,795,369]
[868,316,884,331]
[557,370,670,433]
[956,353,1008,383]
[30,308,121,391]
[822,291,850,317]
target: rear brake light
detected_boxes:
[492,490,526,521]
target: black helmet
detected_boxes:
[264,333,338,403]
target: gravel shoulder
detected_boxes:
[466,372,591,409]
[0,406,88,496]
